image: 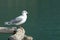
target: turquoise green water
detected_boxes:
[0,0,60,40]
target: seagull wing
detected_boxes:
[10,17,22,24]
[4,16,23,25]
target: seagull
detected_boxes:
[4,10,28,25]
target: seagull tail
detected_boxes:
[4,22,11,25]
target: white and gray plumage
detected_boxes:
[4,10,28,25]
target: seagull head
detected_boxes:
[22,10,28,15]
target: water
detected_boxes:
[0,0,60,40]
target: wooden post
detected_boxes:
[0,27,33,40]
[0,27,17,33]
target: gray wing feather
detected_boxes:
[10,18,22,23]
